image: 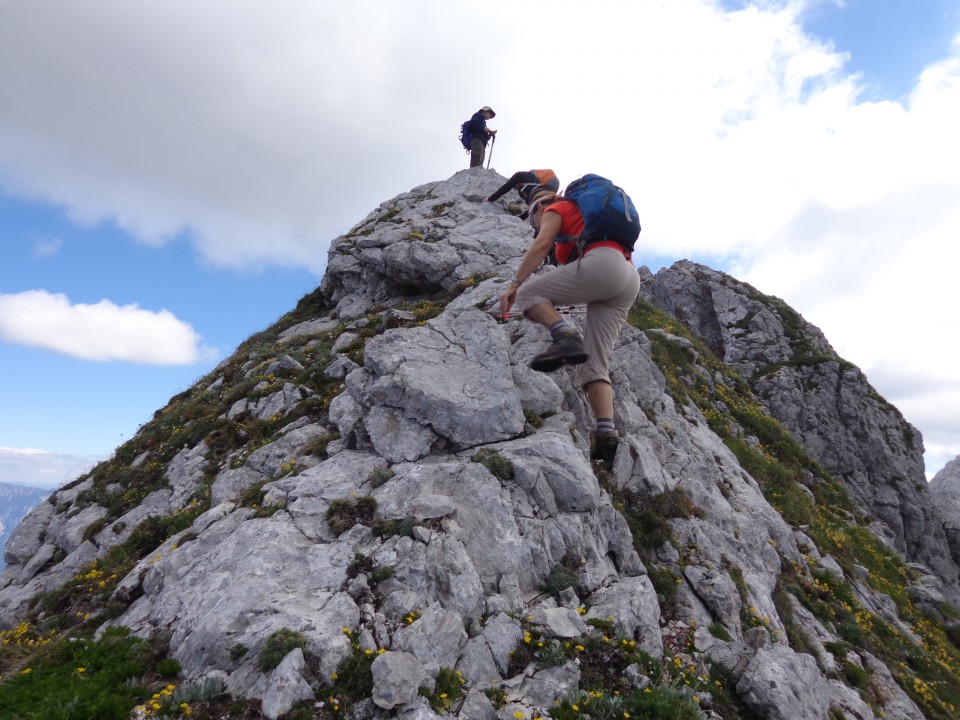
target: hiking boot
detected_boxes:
[530,331,588,373]
[591,430,619,467]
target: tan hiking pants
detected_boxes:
[515,246,641,386]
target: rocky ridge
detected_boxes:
[1,169,959,720]
[637,261,960,603]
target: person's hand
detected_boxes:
[500,283,518,319]
[488,129,497,135]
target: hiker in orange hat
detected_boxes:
[500,182,641,466]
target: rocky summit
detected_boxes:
[2,169,960,720]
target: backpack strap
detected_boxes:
[554,234,588,264]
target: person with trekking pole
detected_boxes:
[465,106,496,168]
[499,183,641,467]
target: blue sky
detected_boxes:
[803,0,960,100]
[2,0,960,488]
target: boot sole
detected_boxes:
[530,351,589,373]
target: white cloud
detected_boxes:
[0,447,101,490]
[727,31,960,477]
[0,290,214,364]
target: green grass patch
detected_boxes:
[367,466,395,488]
[473,448,514,480]
[370,517,421,539]
[259,628,306,672]
[420,666,465,713]
[0,627,163,720]
[543,564,579,597]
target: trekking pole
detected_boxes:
[504,304,586,319]
[486,134,496,169]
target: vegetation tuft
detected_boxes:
[473,448,514,480]
[0,627,176,720]
[325,496,377,535]
[258,628,306,672]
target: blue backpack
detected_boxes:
[459,121,472,150]
[561,174,641,253]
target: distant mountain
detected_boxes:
[0,482,50,570]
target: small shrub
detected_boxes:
[842,659,869,689]
[230,644,249,661]
[347,552,375,579]
[543,564,579,597]
[620,487,703,551]
[370,517,420,538]
[331,647,375,707]
[523,409,545,429]
[259,628,306,672]
[368,466,395,488]
[421,666,465,712]
[304,432,340,459]
[326,496,377,535]
[484,686,508,708]
[708,622,731,641]
[823,641,848,659]
[473,448,514,480]
[648,566,679,618]
[238,481,270,509]
[372,566,395,583]
[537,638,569,668]
[586,618,618,636]
[156,658,181,678]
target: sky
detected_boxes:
[1,0,959,490]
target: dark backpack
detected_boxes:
[561,174,641,254]
[459,121,472,150]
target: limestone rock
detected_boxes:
[930,456,960,563]
[257,648,315,720]
[371,651,426,709]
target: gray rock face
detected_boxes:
[372,651,426,709]
[0,170,953,720]
[736,644,829,720]
[930,456,960,562]
[639,260,960,597]
[258,649,316,720]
